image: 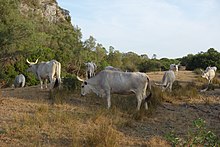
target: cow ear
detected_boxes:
[84,81,87,85]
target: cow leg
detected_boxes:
[40,80,43,89]
[38,76,43,89]
[136,94,142,111]
[145,102,148,110]
[45,79,48,89]
[49,76,56,89]
[51,78,56,89]
[165,83,170,92]
[21,81,25,87]
[169,83,173,92]
[162,85,166,92]
[106,91,111,109]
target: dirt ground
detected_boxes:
[0,71,219,146]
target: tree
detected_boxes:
[122,52,142,71]
[180,48,220,70]
[107,46,122,68]
[152,54,157,59]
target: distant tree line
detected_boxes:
[181,48,220,70]
[0,0,219,87]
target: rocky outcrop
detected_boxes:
[19,0,70,23]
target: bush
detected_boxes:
[62,74,81,91]
[165,118,220,146]
[193,68,203,75]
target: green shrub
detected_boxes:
[193,68,203,75]
[165,118,220,146]
[62,74,81,91]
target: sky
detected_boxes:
[56,0,220,59]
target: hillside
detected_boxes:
[0,71,219,146]
[0,0,83,85]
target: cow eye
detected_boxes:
[82,85,84,88]
[84,81,87,85]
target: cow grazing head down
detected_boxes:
[14,74,26,88]
[200,68,216,84]
[77,70,152,111]
[77,76,93,96]
[155,70,175,92]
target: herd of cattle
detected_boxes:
[12,59,217,110]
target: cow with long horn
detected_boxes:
[26,59,61,89]
[77,70,152,110]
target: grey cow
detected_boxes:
[26,59,61,89]
[155,70,176,92]
[14,74,25,88]
[77,70,152,110]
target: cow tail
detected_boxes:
[145,75,152,102]
[59,63,61,84]
[56,62,61,85]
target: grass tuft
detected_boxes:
[84,114,121,147]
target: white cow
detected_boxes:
[85,62,97,79]
[201,68,216,84]
[77,70,152,110]
[26,59,61,89]
[155,70,176,92]
[14,74,25,88]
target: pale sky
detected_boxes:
[57,0,220,59]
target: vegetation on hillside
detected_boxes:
[0,0,219,87]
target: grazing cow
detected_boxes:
[104,66,122,71]
[155,70,176,92]
[201,68,216,84]
[85,62,97,79]
[77,70,152,110]
[26,59,61,89]
[14,74,25,88]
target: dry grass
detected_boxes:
[0,71,219,146]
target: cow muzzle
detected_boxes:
[81,93,86,97]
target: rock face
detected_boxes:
[19,0,70,23]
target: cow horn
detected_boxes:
[26,58,31,64]
[77,76,84,82]
[35,58,39,64]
